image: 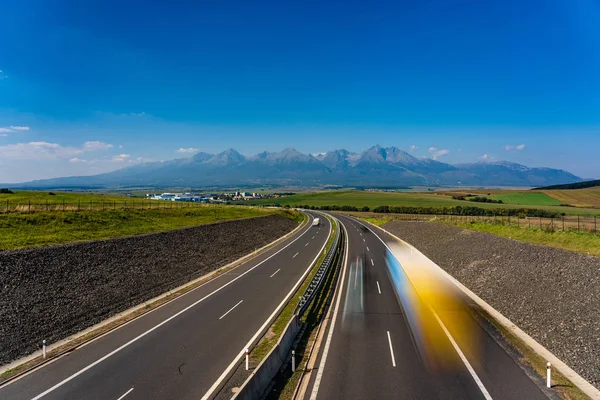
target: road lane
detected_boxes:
[0,212,331,400]
[304,214,547,400]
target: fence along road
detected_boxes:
[303,214,548,400]
[0,211,330,400]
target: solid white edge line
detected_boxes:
[386,331,396,367]
[28,213,317,400]
[432,310,493,400]
[309,219,349,400]
[270,269,281,278]
[218,300,244,320]
[202,213,333,400]
[344,216,494,396]
[376,281,381,294]
[116,387,134,400]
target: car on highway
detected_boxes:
[312,218,320,227]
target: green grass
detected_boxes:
[0,206,300,251]
[489,192,562,206]
[241,190,600,216]
[436,220,600,258]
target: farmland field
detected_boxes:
[543,187,600,208]
[488,192,562,206]
[242,190,600,216]
[0,203,301,250]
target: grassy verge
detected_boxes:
[250,215,337,364]
[267,224,343,400]
[0,206,301,251]
[359,215,600,258]
[437,220,600,258]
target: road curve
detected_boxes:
[0,211,330,400]
[303,214,548,400]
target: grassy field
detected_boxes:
[488,192,562,206]
[543,187,600,208]
[0,206,300,251]
[243,190,600,216]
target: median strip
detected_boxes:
[215,214,343,400]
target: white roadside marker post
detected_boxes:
[42,340,47,359]
[292,350,296,372]
[546,362,551,388]
[245,348,249,371]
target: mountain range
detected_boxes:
[15,145,582,188]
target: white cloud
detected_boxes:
[9,126,30,131]
[480,154,489,160]
[69,158,89,163]
[121,112,146,117]
[428,147,450,160]
[0,126,30,133]
[112,153,131,162]
[177,147,199,153]
[504,144,526,151]
[409,145,418,152]
[118,145,124,149]
[0,142,83,159]
[83,141,113,151]
[0,133,7,137]
[0,70,6,80]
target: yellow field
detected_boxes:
[542,187,600,208]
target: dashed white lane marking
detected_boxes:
[432,310,493,400]
[28,214,318,400]
[387,331,396,367]
[293,252,299,258]
[117,388,134,400]
[312,236,315,239]
[270,269,281,278]
[376,281,381,294]
[366,246,369,251]
[363,238,366,242]
[305,242,309,247]
[219,300,243,320]
[371,259,374,266]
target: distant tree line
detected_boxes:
[533,179,600,190]
[452,195,503,204]
[0,188,14,194]
[278,203,563,218]
[295,204,369,212]
[371,205,562,218]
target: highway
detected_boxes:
[0,212,330,400]
[303,214,548,400]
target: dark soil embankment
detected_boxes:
[382,221,600,388]
[0,214,296,365]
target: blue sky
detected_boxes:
[1,0,599,182]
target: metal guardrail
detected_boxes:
[294,216,342,317]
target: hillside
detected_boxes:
[10,145,583,189]
[534,179,600,190]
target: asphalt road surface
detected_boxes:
[0,212,330,400]
[303,214,548,400]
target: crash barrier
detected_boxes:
[232,217,344,400]
[294,221,342,317]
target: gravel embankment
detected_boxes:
[0,214,296,365]
[382,221,600,388]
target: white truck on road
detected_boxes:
[312,218,320,227]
